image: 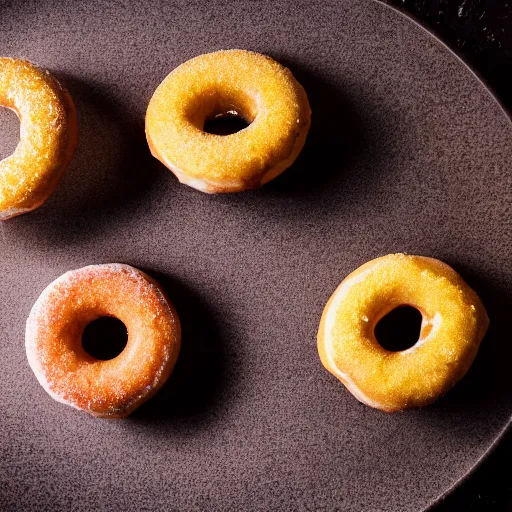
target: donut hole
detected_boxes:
[0,106,20,161]
[82,316,128,360]
[374,306,422,352]
[185,89,256,136]
[203,110,250,135]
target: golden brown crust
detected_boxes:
[0,58,77,219]
[145,49,311,193]
[317,254,489,412]
[25,264,181,418]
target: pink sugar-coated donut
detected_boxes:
[26,264,181,418]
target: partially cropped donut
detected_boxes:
[0,58,77,219]
[145,49,311,193]
[317,254,489,412]
[26,264,181,418]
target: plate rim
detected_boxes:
[1,0,510,510]
[372,1,512,509]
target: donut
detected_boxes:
[317,254,489,412]
[25,264,181,418]
[0,57,77,219]
[145,49,311,193]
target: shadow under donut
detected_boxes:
[427,262,512,415]
[257,58,400,201]
[202,58,404,230]
[3,75,161,246]
[265,62,364,195]
[129,271,230,426]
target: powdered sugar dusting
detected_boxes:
[26,264,181,418]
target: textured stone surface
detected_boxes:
[0,1,511,511]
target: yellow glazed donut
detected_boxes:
[0,58,77,219]
[317,254,489,412]
[145,49,311,193]
[26,264,181,418]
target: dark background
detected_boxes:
[383,1,511,510]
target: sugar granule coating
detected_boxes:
[0,57,77,219]
[26,264,181,418]
[145,49,311,193]
[317,254,489,412]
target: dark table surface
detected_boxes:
[384,1,511,510]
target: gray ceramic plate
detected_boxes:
[1,1,511,510]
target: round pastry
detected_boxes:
[317,254,489,412]
[26,264,181,418]
[145,49,311,193]
[0,57,77,219]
